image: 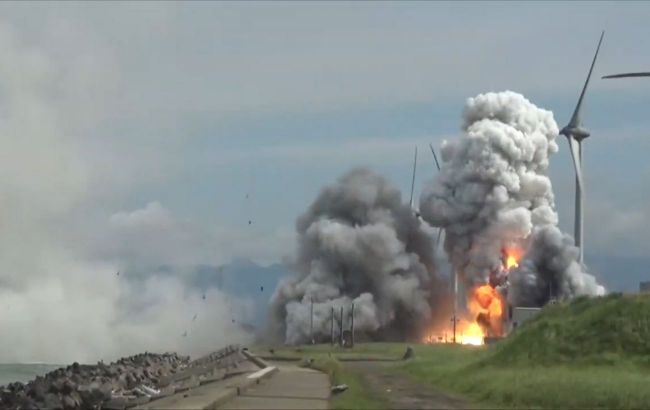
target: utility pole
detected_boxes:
[350,303,355,348]
[452,268,458,343]
[310,297,314,344]
[339,306,344,346]
[330,306,334,345]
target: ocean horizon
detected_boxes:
[0,363,63,387]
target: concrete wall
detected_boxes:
[506,306,541,333]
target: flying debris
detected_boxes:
[202,293,206,300]
[231,319,235,323]
[116,271,120,276]
[245,193,249,199]
[182,331,187,337]
[248,220,252,225]
[192,314,197,322]
[602,72,650,79]
[260,286,264,292]
[558,30,604,265]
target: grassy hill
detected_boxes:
[404,293,650,409]
[484,293,650,365]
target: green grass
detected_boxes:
[402,293,650,409]
[261,294,650,408]
[302,355,387,410]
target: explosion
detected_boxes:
[274,91,605,347]
[270,168,448,345]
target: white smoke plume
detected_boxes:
[419,91,605,306]
[271,168,448,344]
[0,23,252,364]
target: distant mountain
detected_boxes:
[185,258,291,328]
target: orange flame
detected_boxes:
[468,284,505,337]
[422,246,523,346]
[502,246,523,271]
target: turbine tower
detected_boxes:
[558,31,604,266]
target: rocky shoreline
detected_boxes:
[0,345,240,409]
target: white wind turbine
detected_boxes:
[558,30,604,266]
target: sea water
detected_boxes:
[0,363,62,386]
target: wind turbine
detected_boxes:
[409,146,419,217]
[428,143,444,250]
[603,71,650,79]
[558,31,605,266]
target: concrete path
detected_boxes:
[137,361,259,410]
[217,364,330,410]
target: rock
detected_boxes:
[61,394,77,409]
[27,380,47,401]
[331,384,349,394]
[102,396,127,410]
[49,379,65,393]
[43,392,62,409]
[62,379,76,394]
[402,346,414,360]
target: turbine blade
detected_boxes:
[567,138,584,191]
[429,143,441,171]
[602,71,650,79]
[409,146,417,209]
[568,30,604,128]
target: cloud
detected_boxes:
[91,201,295,270]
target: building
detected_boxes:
[640,282,650,293]
[505,305,542,334]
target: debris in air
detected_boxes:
[192,314,197,322]
[182,331,187,337]
[331,384,348,394]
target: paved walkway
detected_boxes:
[137,361,259,410]
[217,364,330,410]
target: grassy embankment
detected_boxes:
[263,293,650,409]
[404,293,650,409]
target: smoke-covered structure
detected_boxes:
[271,169,448,344]
[419,91,605,307]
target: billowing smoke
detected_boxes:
[0,25,253,364]
[419,91,604,307]
[271,168,448,344]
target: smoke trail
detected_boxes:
[419,91,604,306]
[270,168,448,344]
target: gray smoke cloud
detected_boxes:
[419,91,605,307]
[271,168,448,344]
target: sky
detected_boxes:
[0,1,649,361]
